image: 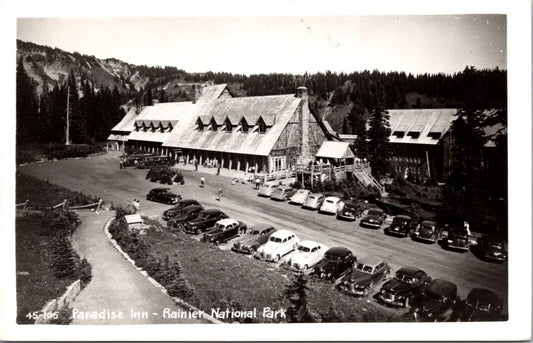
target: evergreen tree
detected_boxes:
[16,56,39,142]
[67,71,83,143]
[367,89,391,178]
[342,116,350,134]
[284,273,313,323]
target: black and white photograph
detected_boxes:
[0,0,531,341]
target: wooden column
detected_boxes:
[237,160,240,171]
[229,158,232,170]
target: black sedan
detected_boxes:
[411,220,441,243]
[167,204,204,229]
[161,199,201,221]
[336,200,360,221]
[183,209,228,235]
[146,187,181,205]
[410,279,458,321]
[450,288,505,321]
[384,215,414,237]
[376,266,431,308]
[337,256,391,297]
[360,208,386,229]
[444,227,470,251]
[201,218,247,245]
[314,247,356,281]
[473,236,507,263]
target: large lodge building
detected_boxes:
[108,83,326,174]
[108,83,504,183]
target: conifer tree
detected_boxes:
[16,56,39,142]
[367,89,391,178]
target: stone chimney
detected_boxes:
[192,84,203,104]
[297,86,312,164]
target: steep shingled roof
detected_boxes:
[388,109,457,145]
[163,94,301,155]
[110,106,138,133]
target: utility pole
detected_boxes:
[66,85,70,145]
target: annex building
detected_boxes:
[108,84,326,174]
[387,108,505,182]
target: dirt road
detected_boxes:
[19,151,508,315]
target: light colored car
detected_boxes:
[271,185,296,201]
[258,183,277,197]
[289,240,328,272]
[303,193,325,210]
[255,229,299,262]
[319,196,342,214]
[289,189,311,205]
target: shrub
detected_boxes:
[50,233,80,278]
[146,167,177,184]
[38,209,80,236]
[78,258,92,288]
[45,143,102,160]
[291,181,302,189]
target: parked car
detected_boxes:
[146,188,181,205]
[360,208,386,229]
[473,235,508,263]
[167,204,204,229]
[258,183,277,197]
[444,227,470,251]
[232,224,277,254]
[289,240,327,272]
[384,215,414,237]
[319,196,342,215]
[376,266,431,308]
[270,185,297,201]
[182,209,228,234]
[161,199,201,221]
[337,256,391,297]
[255,229,299,262]
[302,193,325,210]
[450,288,504,321]
[336,200,360,221]
[201,218,247,245]
[314,247,356,281]
[289,189,311,205]
[410,279,458,321]
[412,220,441,243]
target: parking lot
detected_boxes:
[18,151,508,315]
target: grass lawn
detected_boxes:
[142,226,403,323]
[16,215,79,324]
[16,173,98,208]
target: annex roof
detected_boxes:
[163,94,301,156]
[316,141,354,159]
[109,106,138,134]
[388,109,457,145]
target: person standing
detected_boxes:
[120,158,124,169]
[464,221,471,236]
[217,188,223,201]
[200,176,205,188]
[133,199,140,213]
[255,177,261,190]
[217,165,221,176]
[194,159,199,171]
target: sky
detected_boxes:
[16,15,506,76]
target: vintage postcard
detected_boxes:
[0,0,531,341]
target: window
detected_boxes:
[210,118,218,131]
[197,118,204,131]
[241,118,249,133]
[225,118,232,132]
[258,118,266,133]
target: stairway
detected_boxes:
[351,166,387,196]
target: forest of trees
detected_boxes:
[17,58,125,145]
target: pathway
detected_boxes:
[70,210,204,324]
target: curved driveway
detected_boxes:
[70,211,204,324]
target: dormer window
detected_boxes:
[225,118,232,133]
[257,117,267,134]
[197,118,204,131]
[210,117,218,131]
[241,118,249,133]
